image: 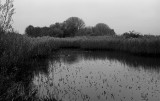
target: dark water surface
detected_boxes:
[31,50,160,101]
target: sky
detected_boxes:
[12,0,160,35]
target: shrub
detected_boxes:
[122,31,143,38]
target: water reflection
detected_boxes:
[52,49,160,70]
[33,50,160,101]
[0,58,51,101]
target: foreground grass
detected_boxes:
[0,31,57,101]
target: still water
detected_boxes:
[32,50,160,101]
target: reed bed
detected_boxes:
[80,36,160,55]
[1,32,160,71]
[53,36,160,55]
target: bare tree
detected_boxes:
[0,0,15,32]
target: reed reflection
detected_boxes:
[53,49,160,71]
[33,50,160,101]
[0,58,50,101]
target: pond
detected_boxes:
[31,49,160,101]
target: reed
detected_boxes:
[1,32,160,72]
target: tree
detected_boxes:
[93,23,115,36]
[94,23,110,35]
[76,27,94,36]
[63,17,85,37]
[49,22,64,37]
[47,28,64,37]
[25,25,44,37]
[0,0,15,32]
[25,25,34,36]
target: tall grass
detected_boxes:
[0,30,58,100]
[0,32,29,74]
[1,32,160,72]
[1,31,160,74]
[0,32,59,83]
[28,35,160,56]
[79,36,160,55]
[49,35,160,56]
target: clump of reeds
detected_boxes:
[79,35,160,55]
[0,31,31,70]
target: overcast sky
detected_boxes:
[12,0,160,35]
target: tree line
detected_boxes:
[25,17,116,38]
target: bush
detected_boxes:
[122,31,143,38]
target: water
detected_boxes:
[32,50,160,101]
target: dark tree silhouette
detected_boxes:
[93,23,115,36]
[50,22,63,29]
[47,28,64,37]
[24,18,116,37]
[76,26,94,36]
[49,22,64,37]
[25,25,34,36]
[63,17,85,37]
